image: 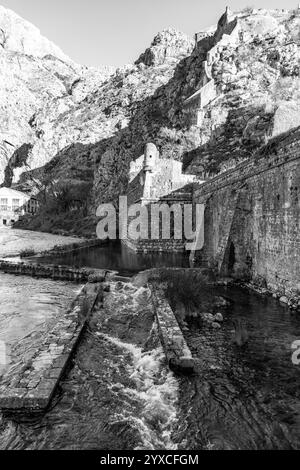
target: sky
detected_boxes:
[1,0,299,67]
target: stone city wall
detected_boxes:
[194,132,300,295]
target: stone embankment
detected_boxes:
[36,238,107,258]
[151,286,195,374]
[244,281,300,312]
[0,260,111,283]
[0,282,103,411]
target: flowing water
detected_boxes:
[0,281,179,450]
[0,278,299,450]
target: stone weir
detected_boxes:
[0,260,111,283]
[193,128,300,296]
[0,282,104,411]
[151,286,195,374]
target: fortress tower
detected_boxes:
[142,143,159,199]
[143,143,159,172]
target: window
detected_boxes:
[0,198,8,211]
[12,198,20,211]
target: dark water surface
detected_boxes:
[177,286,300,450]
[34,241,190,276]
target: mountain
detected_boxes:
[0,5,71,60]
[0,5,115,186]
[1,5,300,236]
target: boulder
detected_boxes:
[214,312,224,323]
[169,356,195,375]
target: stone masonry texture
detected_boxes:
[194,129,300,295]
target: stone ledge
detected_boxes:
[0,260,111,283]
[0,282,103,411]
[151,286,195,374]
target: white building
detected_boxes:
[0,187,37,226]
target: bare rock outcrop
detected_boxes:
[0,5,115,184]
[135,28,194,67]
[0,5,71,61]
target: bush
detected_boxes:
[156,269,215,318]
[20,248,36,258]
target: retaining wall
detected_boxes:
[0,282,103,411]
[0,260,108,283]
[194,132,300,295]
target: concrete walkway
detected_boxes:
[0,228,84,258]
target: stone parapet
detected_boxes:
[195,138,300,201]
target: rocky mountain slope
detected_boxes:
[0,5,115,185]
[1,6,300,236]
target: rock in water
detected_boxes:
[214,312,224,323]
[169,356,195,375]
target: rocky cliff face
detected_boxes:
[93,8,300,208]
[0,5,70,60]
[1,6,300,236]
[0,5,115,185]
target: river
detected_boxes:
[0,279,299,450]
[32,241,190,276]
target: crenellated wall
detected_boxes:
[193,130,300,295]
[184,8,240,127]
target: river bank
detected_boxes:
[0,228,84,259]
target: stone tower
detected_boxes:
[143,142,158,172]
[142,143,159,200]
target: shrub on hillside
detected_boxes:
[20,248,36,258]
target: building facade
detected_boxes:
[0,187,37,226]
